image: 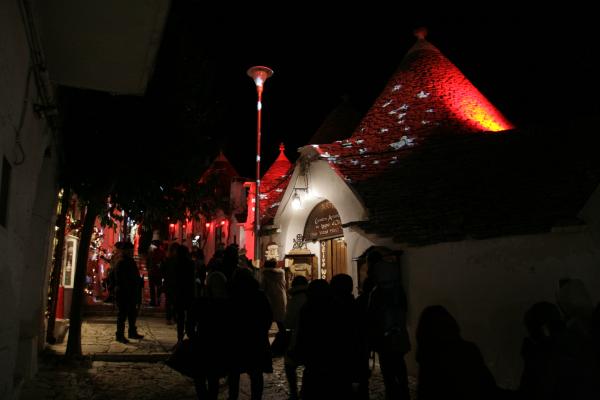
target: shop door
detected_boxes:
[320,237,347,280]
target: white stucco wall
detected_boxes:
[402,228,600,388]
[275,151,600,390]
[0,1,59,398]
[16,153,58,380]
[274,157,370,284]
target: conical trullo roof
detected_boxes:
[309,97,362,145]
[313,29,514,183]
[199,151,239,184]
[197,151,240,204]
[260,143,292,225]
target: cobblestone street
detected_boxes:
[20,315,416,399]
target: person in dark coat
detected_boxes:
[261,258,287,348]
[227,268,273,400]
[191,271,230,400]
[283,275,308,400]
[191,247,206,299]
[330,274,361,398]
[173,245,195,342]
[206,249,224,275]
[146,240,165,306]
[416,305,500,400]
[114,241,144,343]
[554,278,600,399]
[355,276,375,400]
[366,250,410,400]
[518,301,567,399]
[161,242,179,324]
[294,279,354,400]
[221,244,240,281]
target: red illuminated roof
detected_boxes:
[259,143,292,225]
[314,30,513,183]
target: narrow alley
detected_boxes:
[19,315,415,399]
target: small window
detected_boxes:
[0,157,11,227]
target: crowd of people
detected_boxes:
[105,240,600,400]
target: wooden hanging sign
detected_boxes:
[303,200,343,241]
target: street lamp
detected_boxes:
[247,65,273,267]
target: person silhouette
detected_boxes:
[227,269,273,400]
[366,250,410,400]
[283,275,308,400]
[416,305,500,400]
[114,241,144,343]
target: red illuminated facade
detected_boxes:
[195,152,239,260]
[258,143,293,225]
[243,144,292,260]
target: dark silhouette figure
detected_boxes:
[330,273,361,399]
[161,243,179,324]
[554,278,600,399]
[355,276,376,400]
[518,301,567,399]
[191,271,230,400]
[146,240,165,306]
[114,241,143,343]
[366,251,410,400]
[294,279,353,400]
[228,268,273,400]
[261,258,287,342]
[221,244,240,281]
[416,305,499,400]
[206,249,224,275]
[283,275,308,400]
[191,247,206,299]
[174,245,195,342]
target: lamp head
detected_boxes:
[291,191,302,210]
[247,66,274,91]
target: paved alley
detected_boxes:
[20,315,416,399]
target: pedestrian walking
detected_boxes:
[366,250,410,400]
[146,240,165,306]
[416,305,500,400]
[114,241,144,343]
[283,275,308,400]
[261,258,287,354]
[228,268,273,400]
[173,245,195,342]
[161,242,179,325]
[294,279,353,400]
[518,301,567,399]
[191,271,231,399]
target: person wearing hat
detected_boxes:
[114,241,144,343]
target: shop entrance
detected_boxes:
[319,236,347,280]
[302,200,347,281]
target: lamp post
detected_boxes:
[247,65,273,267]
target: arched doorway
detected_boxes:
[303,200,346,281]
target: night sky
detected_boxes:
[68,5,600,181]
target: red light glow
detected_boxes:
[169,223,174,228]
[220,221,225,225]
[454,93,513,132]
[309,36,517,186]
[205,223,210,228]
